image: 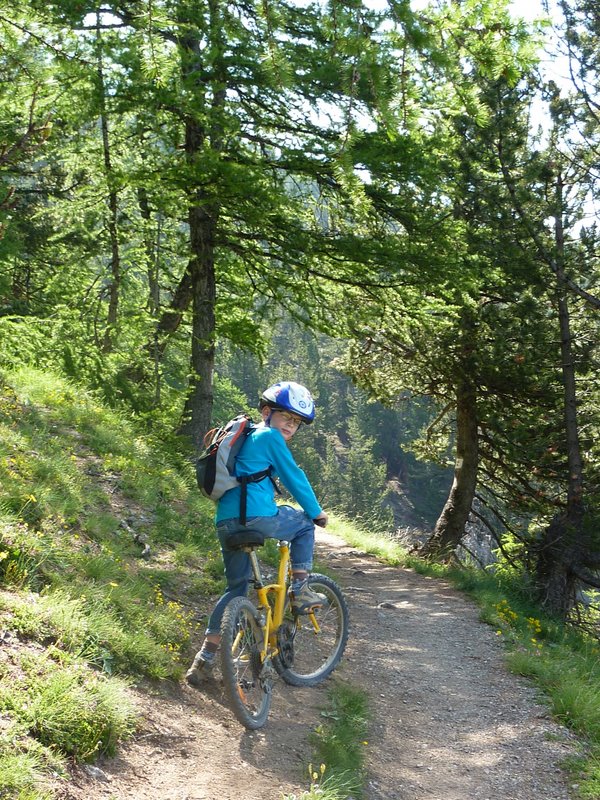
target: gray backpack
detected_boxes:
[195,414,275,525]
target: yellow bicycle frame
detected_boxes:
[248,540,322,664]
[251,540,290,659]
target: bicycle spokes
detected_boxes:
[220,597,272,729]
[219,571,348,727]
[273,574,349,688]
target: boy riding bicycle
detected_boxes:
[186,380,328,688]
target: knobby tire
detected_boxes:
[274,573,349,687]
[220,596,271,729]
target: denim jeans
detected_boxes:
[205,505,315,635]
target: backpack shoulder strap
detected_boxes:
[237,467,276,526]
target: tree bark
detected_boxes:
[137,183,161,316]
[96,14,121,355]
[123,267,194,389]
[152,269,193,351]
[176,0,226,445]
[419,375,479,560]
[534,169,587,619]
[177,196,217,444]
[534,516,579,620]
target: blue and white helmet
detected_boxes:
[260,381,315,424]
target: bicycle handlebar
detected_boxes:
[313,518,327,528]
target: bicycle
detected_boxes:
[219,526,350,730]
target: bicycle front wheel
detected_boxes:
[220,596,271,729]
[274,573,349,687]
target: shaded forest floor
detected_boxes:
[56,531,578,800]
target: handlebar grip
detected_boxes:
[313,518,327,528]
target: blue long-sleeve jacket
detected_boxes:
[216,424,322,523]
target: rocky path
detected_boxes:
[58,531,577,800]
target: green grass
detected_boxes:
[562,747,600,799]
[0,749,58,800]
[284,681,370,800]
[0,651,135,760]
[0,367,221,798]
[509,643,599,711]
[326,515,408,566]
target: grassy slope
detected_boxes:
[1,368,599,800]
[0,367,224,798]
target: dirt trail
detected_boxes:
[58,531,577,800]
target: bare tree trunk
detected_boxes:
[535,170,586,618]
[178,194,217,444]
[419,375,479,560]
[137,183,161,316]
[96,14,121,354]
[151,269,192,353]
[121,228,193,388]
[419,307,479,560]
[136,181,164,404]
[176,0,226,445]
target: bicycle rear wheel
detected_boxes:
[274,573,349,687]
[220,596,271,729]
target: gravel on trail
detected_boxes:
[58,530,577,800]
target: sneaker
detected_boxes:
[185,655,214,688]
[291,582,327,615]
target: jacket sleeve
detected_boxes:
[266,429,322,519]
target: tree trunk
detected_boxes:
[122,266,194,388]
[534,170,587,618]
[136,181,164,404]
[96,14,121,355]
[151,268,193,353]
[177,190,217,444]
[176,0,226,446]
[535,515,579,619]
[419,376,479,560]
[137,183,161,316]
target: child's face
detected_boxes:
[262,408,303,442]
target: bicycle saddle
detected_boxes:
[225,531,265,550]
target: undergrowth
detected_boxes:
[0,367,222,798]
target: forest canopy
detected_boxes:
[1,0,600,620]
